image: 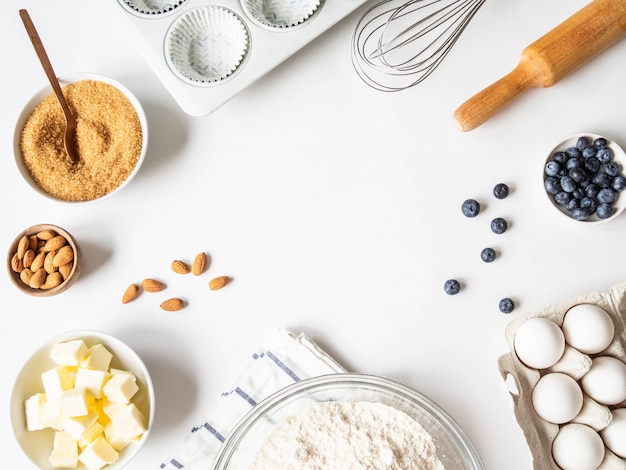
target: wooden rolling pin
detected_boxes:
[453,0,626,132]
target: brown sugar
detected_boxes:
[20,80,143,202]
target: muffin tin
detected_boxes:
[498,281,626,470]
[103,0,369,116]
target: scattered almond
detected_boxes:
[17,235,30,259]
[160,298,184,311]
[122,284,140,304]
[142,278,166,293]
[209,276,231,291]
[29,268,47,289]
[192,252,208,276]
[171,260,190,274]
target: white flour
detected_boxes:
[250,401,445,469]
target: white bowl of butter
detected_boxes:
[10,330,154,470]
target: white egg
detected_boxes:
[552,423,605,470]
[532,372,583,424]
[581,356,626,405]
[601,408,626,458]
[514,317,565,369]
[561,303,615,354]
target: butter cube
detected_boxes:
[80,344,113,371]
[64,410,98,440]
[78,437,119,470]
[60,388,90,418]
[51,340,88,366]
[108,403,147,441]
[41,366,73,399]
[103,420,132,452]
[41,398,64,431]
[79,421,104,448]
[74,368,110,399]
[103,373,138,403]
[25,393,46,431]
[49,431,78,469]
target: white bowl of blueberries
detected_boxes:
[544,133,626,223]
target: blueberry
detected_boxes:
[584,157,600,173]
[572,187,585,200]
[499,298,515,314]
[585,183,601,199]
[545,161,560,177]
[552,151,568,164]
[593,173,612,188]
[461,199,480,218]
[603,161,620,177]
[582,146,597,159]
[560,176,576,193]
[566,147,582,158]
[544,176,560,195]
[594,137,608,149]
[596,147,613,164]
[577,136,591,150]
[612,175,626,192]
[444,279,461,295]
[491,217,508,234]
[493,183,510,199]
[571,207,591,221]
[579,196,597,213]
[569,167,587,184]
[596,203,614,219]
[566,156,583,171]
[597,188,616,204]
[554,191,571,206]
[565,198,579,211]
[481,247,496,263]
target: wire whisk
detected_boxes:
[352,0,487,91]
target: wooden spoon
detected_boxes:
[19,9,78,164]
[453,0,626,132]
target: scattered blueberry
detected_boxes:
[493,183,510,199]
[544,135,625,221]
[480,247,496,263]
[499,298,515,314]
[490,217,508,234]
[444,279,461,295]
[461,199,480,218]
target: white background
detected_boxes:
[2,0,626,468]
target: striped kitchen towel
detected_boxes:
[159,329,346,469]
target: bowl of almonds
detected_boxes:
[7,224,82,296]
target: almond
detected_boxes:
[52,246,74,267]
[44,251,57,274]
[44,235,67,252]
[17,235,30,259]
[160,298,184,311]
[171,260,190,274]
[41,272,63,290]
[58,262,73,281]
[23,249,35,269]
[142,278,166,293]
[11,253,24,273]
[122,284,139,304]
[20,268,34,286]
[209,275,231,291]
[28,235,39,251]
[30,251,46,272]
[29,268,47,289]
[192,252,208,276]
[36,229,56,240]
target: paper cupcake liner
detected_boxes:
[241,0,322,29]
[166,5,250,85]
[118,0,188,16]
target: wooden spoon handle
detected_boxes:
[453,0,626,132]
[19,9,74,122]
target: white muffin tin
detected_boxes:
[103,0,369,116]
[499,282,626,470]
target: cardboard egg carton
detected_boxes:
[498,281,626,470]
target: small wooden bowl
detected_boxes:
[7,224,82,296]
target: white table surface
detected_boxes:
[2,0,626,469]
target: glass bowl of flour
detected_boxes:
[212,373,485,469]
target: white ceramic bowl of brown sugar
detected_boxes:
[14,73,148,204]
[7,224,82,296]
